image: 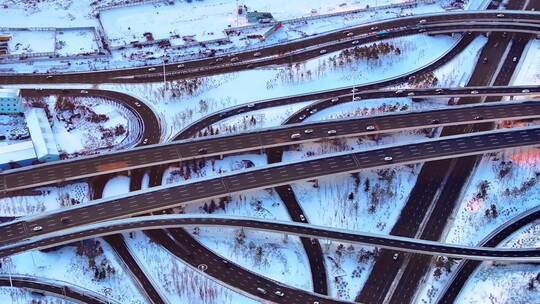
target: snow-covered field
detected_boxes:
[0,183,89,217]
[56,29,100,56]
[2,30,55,55]
[25,95,138,156]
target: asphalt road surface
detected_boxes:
[1,127,540,248]
[2,93,539,192]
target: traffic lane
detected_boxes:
[2,128,540,246]
[437,208,540,303]
[104,235,166,304]
[0,18,535,83]
[275,185,328,295]
[0,276,110,304]
[1,11,538,83]
[21,88,161,144]
[4,97,540,192]
[382,22,529,303]
[150,228,341,304]
[125,23,540,84]
[182,32,470,139]
[2,216,540,262]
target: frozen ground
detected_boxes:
[0,183,89,217]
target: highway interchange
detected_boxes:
[0,3,540,304]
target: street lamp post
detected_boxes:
[7,261,12,288]
[162,49,168,93]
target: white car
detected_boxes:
[352,40,359,45]
[470,90,479,94]
[299,214,306,221]
[80,90,88,94]
[253,52,261,57]
[177,64,185,68]
[32,226,43,232]
[419,19,427,24]
[148,67,156,72]
[522,89,530,93]
[407,92,415,96]
[496,13,505,18]
[366,125,376,131]
[347,32,354,37]
[393,253,399,260]
[319,49,327,54]
[290,133,301,140]
[331,98,339,103]
[384,156,393,162]
[395,89,404,94]
[274,291,285,297]
[230,57,239,62]
[327,130,337,135]
[256,287,267,295]
[304,129,314,134]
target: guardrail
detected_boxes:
[0,274,119,304]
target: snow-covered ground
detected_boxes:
[24,95,138,157]
[0,114,28,144]
[0,183,89,217]
[457,221,540,303]
[511,39,540,87]
[0,238,146,304]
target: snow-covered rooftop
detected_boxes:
[0,141,36,165]
[0,88,20,98]
[25,108,59,162]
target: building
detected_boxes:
[0,89,22,114]
[25,108,60,162]
[0,141,37,170]
[247,11,274,23]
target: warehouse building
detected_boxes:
[25,108,60,162]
